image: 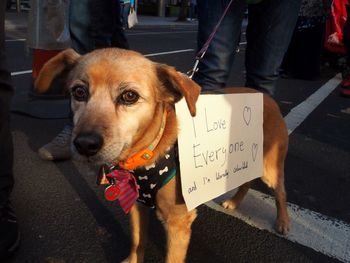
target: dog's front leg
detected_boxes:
[123,204,149,263]
[158,207,197,263]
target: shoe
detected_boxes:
[340,70,350,97]
[0,202,20,259]
[38,124,73,161]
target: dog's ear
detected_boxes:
[156,64,201,117]
[34,48,80,93]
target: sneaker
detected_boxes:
[340,70,350,97]
[38,124,73,161]
[0,202,20,258]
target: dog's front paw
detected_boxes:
[221,199,238,210]
[121,258,130,263]
[121,254,143,263]
[275,217,289,235]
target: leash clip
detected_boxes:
[187,51,205,79]
[187,59,200,79]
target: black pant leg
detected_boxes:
[0,1,14,208]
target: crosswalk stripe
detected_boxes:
[285,74,342,135]
[207,189,350,263]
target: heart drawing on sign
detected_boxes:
[251,143,258,161]
[243,106,251,126]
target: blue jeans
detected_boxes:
[69,0,129,55]
[120,2,131,29]
[193,0,301,95]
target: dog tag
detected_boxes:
[105,185,121,201]
[97,165,112,185]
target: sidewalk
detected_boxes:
[5,10,198,33]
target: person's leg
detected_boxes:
[69,0,93,54]
[0,1,20,257]
[38,0,85,161]
[0,0,13,216]
[70,0,129,52]
[189,3,194,20]
[111,0,129,49]
[90,0,116,49]
[293,23,324,80]
[280,22,298,78]
[122,2,131,29]
[0,90,13,209]
[192,0,246,91]
[39,0,130,161]
[245,0,301,95]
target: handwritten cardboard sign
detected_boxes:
[175,93,263,211]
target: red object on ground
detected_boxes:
[32,49,62,78]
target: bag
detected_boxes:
[128,8,138,29]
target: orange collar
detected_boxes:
[118,110,167,170]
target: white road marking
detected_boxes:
[205,74,349,262]
[285,74,342,135]
[127,31,197,36]
[207,189,350,263]
[11,69,32,76]
[10,49,195,76]
[5,38,26,42]
[144,49,194,57]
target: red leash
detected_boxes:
[188,0,234,79]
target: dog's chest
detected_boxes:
[134,147,177,208]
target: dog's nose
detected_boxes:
[73,132,104,156]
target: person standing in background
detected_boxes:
[281,0,331,80]
[120,0,135,29]
[188,0,197,21]
[192,0,301,96]
[70,0,129,54]
[0,0,20,258]
[38,0,130,161]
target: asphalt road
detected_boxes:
[4,21,350,263]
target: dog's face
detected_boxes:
[68,49,163,164]
[35,48,200,165]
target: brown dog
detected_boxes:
[35,48,289,263]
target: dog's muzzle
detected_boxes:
[73,132,104,157]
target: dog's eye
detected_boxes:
[118,90,139,105]
[72,85,88,101]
